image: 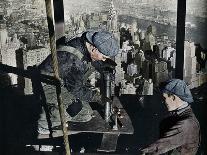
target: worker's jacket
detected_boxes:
[37,34,103,123]
[141,105,200,155]
[38,34,102,103]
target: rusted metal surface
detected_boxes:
[38,97,134,139]
[97,133,119,152]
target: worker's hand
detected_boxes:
[91,90,113,106]
[102,96,112,103]
[139,147,155,155]
[91,88,102,103]
[139,147,148,155]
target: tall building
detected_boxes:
[153,60,169,86]
[108,0,118,32]
[133,32,140,47]
[142,79,153,95]
[120,82,136,95]
[183,41,206,88]
[0,12,20,84]
[1,26,20,85]
[107,0,120,47]
[169,51,176,69]
[115,51,125,86]
[130,20,141,48]
[121,50,128,63]
[88,13,100,29]
[26,28,36,48]
[76,17,86,34]
[19,46,51,94]
[144,32,156,51]
[184,41,196,83]
[127,63,138,76]
[0,12,8,49]
[142,25,156,51]
[162,46,176,74]
[134,50,145,73]
[140,30,145,40]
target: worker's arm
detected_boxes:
[38,51,99,102]
[140,119,185,155]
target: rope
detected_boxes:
[44,0,71,154]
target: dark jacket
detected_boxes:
[141,105,200,155]
[38,34,102,102]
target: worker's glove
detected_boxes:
[100,58,117,73]
[91,88,113,106]
[139,147,155,155]
[91,88,102,103]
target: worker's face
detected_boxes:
[86,42,109,61]
[163,93,176,111]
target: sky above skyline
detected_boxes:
[62,0,207,18]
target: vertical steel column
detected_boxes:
[175,0,186,79]
[53,0,65,23]
[104,73,112,122]
[53,0,65,41]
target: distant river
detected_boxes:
[119,15,207,49]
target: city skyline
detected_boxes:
[1,0,207,18]
[63,0,207,18]
[1,0,207,92]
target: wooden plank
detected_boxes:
[97,133,119,152]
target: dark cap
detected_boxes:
[86,30,119,57]
[161,79,194,103]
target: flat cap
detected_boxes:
[86,30,119,57]
[161,79,194,103]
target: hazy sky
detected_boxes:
[2,0,207,18]
[63,0,207,17]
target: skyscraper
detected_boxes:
[108,0,120,47]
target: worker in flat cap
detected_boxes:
[141,79,200,155]
[37,30,119,134]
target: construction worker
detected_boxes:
[38,30,119,134]
[140,79,200,155]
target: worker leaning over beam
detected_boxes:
[37,30,119,134]
[140,79,200,155]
